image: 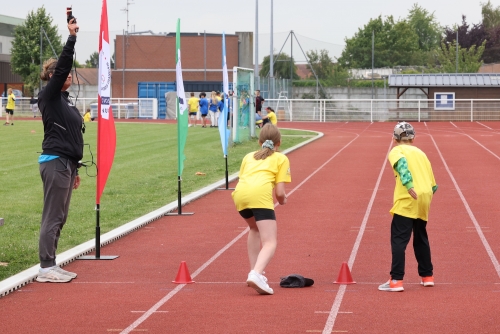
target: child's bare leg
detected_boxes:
[244,217,260,270]
[253,219,277,274]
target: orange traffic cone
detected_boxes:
[172,261,195,284]
[333,262,356,284]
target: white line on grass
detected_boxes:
[120,131,363,334]
[322,140,393,334]
[427,133,500,278]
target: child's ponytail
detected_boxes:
[253,124,281,160]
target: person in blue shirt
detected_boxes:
[209,91,219,128]
[199,92,209,128]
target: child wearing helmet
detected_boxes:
[379,121,438,292]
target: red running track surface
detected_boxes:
[2,121,500,333]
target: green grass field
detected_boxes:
[0,120,315,281]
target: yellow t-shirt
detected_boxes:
[187,97,200,112]
[388,144,436,221]
[83,113,91,122]
[6,93,16,110]
[267,111,277,125]
[232,151,291,210]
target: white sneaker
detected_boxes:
[246,270,273,295]
[53,266,77,278]
[36,268,73,283]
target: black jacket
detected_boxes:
[38,35,83,164]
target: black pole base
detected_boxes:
[78,255,119,260]
[165,212,194,216]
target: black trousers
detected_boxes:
[390,214,433,280]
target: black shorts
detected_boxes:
[201,114,207,118]
[239,208,276,221]
[5,109,14,115]
[189,112,197,116]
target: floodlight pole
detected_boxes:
[456,30,458,73]
[371,30,374,100]
[255,0,259,90]
[269,0,274,99]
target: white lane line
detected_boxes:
[477,122,493,130]
[121,132,364,334]
[323,140,393,334]
[450,122,458,128]
[427,133,500,278]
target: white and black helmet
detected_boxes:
[393,121,415,141]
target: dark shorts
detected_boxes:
[239,208,276,221]
[5,109,14,115]
[189,112,197,116]
[201,113,207,118]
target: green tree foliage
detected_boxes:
[482,1,500,28]
[337,16,420,69]
[259,53,299,79]
[85,51,99,68]
[306,49,335,80]
[407,4,442,51]
[10,7,63,95]
[434,40,486,73]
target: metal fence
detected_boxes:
[1,98,158,119]
[265,99,500,122]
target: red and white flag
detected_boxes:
[96,0,116,203]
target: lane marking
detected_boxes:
[427,132,500,279]
[323,140,393,334]
[131,311,168,313]
[477,122,493,130]
[73,282,135,284]
[121,130,365,334]
[450,122,458,128]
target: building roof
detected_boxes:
[0,14,24,26]
[389,74,500,87]
[72,68,98,86]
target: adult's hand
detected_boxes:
[73,175,81,189]
[68,18,79,36]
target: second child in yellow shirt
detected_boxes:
[378,122,438,292]
[261,106,278,127]
[187,92,200,127]
[232,124,291,295]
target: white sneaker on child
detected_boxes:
[246,270,273,295]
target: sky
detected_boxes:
[3,0,486,65]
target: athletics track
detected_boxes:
[1,121,500,333]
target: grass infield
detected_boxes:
[0,121,314,280]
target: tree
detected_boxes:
[407,4,442,52]
[306,49,334,80]
[85,51,99,68]
[434,40,485,73]
[443,15,500,64]
[259,53,299,79]
[482,0,500,29]
[10,7,63,95]
[337,16,420,69]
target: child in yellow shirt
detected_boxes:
[379,122,438,292]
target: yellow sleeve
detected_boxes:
[275,155,291,183]
[388,147,404,168]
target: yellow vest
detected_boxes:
[388,144,436,221]
[6,93,15,110]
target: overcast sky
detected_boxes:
[3,0,486,64]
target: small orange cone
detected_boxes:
[172,261,195,284]
[333,262,356,284]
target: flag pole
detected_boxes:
[79,0,118,260]
[217,32,234,191]
[166,18,193,216]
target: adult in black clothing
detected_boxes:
[255,90,265,128]
[36,18,82,283]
